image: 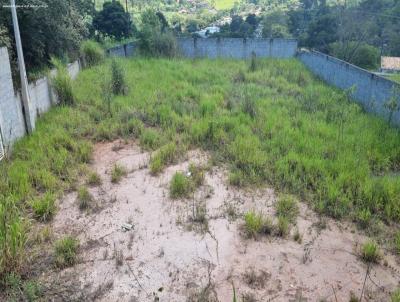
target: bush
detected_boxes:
[80,40,105,68]
[170,172,191,199]
[360,240,380,263]
[54,236,79,268]
[50,57,75,105]
[329,42,380,70]
[30,193,56,222]
[138,10,178,58]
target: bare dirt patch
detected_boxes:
[42,140,400,301]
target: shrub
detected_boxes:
[111,164,127,183]
[111,59,127,95]
[54,236,79,268]
[360,240,380,263]
[138,12,178,59]
[329,42,380,70]
[30,193,56,222]
[170,172,191,199]
[50,57,75,105]
[77,186,93,210]
[80,40,105,67]
[87,171,102,186]
[0,197,26,279]
[275,195,299,223]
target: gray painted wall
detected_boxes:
[107,38,298,59]
[298,50,400,125]
[0,47,81,150]
[0,47,26,150]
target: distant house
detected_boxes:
[381,56,400,73]
[194,26,220,38]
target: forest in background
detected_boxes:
[0,0,399,72]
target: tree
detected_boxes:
[245,14,258,29]
[230,15,244,33]
[93,1,134,40]
[262,11,291,38]
[0,0,94,69]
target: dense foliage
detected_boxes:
[0,0,95,70]
[93,1,134,40]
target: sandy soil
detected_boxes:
[42,140,400,302]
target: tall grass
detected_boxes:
[50,58,75,105]
[80,40,105,68]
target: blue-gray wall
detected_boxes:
[298,50,400,125]
[107,38,298,59]
[178,38,298,59]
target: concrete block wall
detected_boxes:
[179,38,298,59]
[0,47,26,149]
[107,38,298,59]
[298,50,400,125]
[0,47,81,151]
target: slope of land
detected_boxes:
[1,58,400,301]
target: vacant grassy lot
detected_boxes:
[1,57,400,295]
[212,0,236,9]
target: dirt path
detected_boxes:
[44,141,400,301]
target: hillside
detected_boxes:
[1,57,400,301]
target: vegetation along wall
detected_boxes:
[298,49,400,125]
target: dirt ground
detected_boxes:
[41,140,400,302]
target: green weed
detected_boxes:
[87,171,102,186]
[77,186,93,210]
[150,142,185,175]
[50,57,75,105]
[0,197,26,279]
[30,192,56,222]
[276,216,290,237]
[111,59,127,95]
[170,172,191,199]
[392,289,400,302]
[394,232,400,255]
[360,240,380,263]
[80,40,104,68]
[244,211,273,238]
[111,164,127,184]
[275,194,299,223]
[54,236,79,268]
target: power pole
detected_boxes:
[10,0,34,133]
